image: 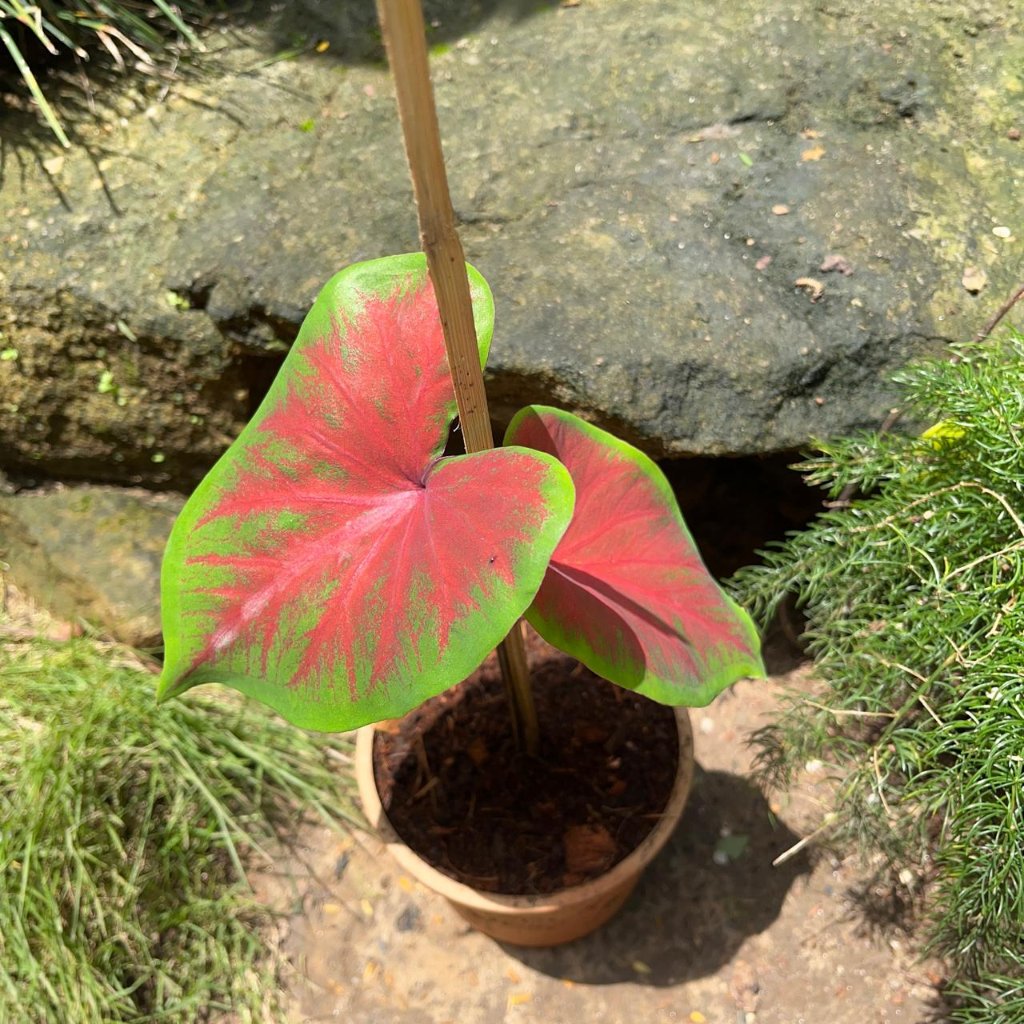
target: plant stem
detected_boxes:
[974,280,1024,343]
[376,0,539,756]
[495,619,540,755]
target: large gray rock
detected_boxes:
[0,0,1021,486]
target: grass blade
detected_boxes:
[0,24,70,147]
[150,0,203,50]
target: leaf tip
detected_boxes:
[155,668,190,705]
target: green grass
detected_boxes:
[733,332,1024,1024]
[0,2,209,145]
[0,630,358,1024]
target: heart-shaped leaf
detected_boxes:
[505,406,764,706]
[159,255,574,731]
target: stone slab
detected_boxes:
[0,486,182,645]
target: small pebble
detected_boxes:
[334,851,351,880]
[962,266,988,293]
[395,904,424,932]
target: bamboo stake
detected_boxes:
[376,0,539,755]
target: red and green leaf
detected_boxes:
[505,406,764,707]
[159,255,574,731]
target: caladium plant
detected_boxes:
[159,253,764,732]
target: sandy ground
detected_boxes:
[254,658,943,1024]
[1,581,942,1022]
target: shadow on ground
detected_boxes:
[277,0,563,61]
[0,0,560,174]
[507,766,812,985]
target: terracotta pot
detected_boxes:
[355,707,694,947]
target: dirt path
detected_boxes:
[257,664,941,1024]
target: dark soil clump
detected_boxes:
[372,631,680,895]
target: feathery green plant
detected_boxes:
[732,332,1024,1024]
[0,631,358,1024]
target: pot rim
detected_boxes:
[355,706,694,914]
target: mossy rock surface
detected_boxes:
[0,486,183,644]
[0,0,1021,486]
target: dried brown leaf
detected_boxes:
[820,253,854,275]
[564,824,616,874]
[794,277,825,301]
